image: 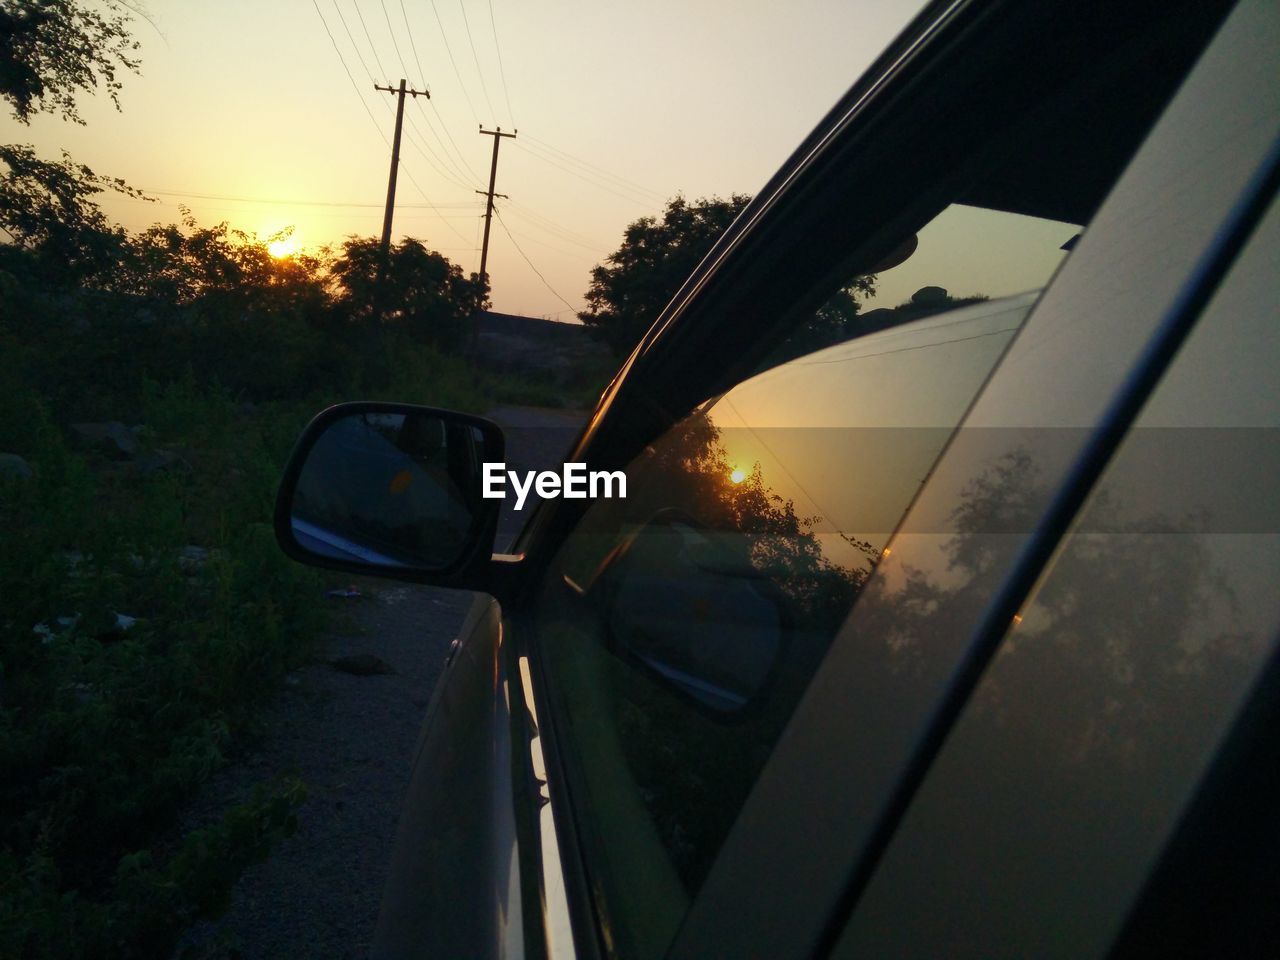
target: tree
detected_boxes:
[0,0,141,124]
[580,194,750,357]
[0,143,142,280]
[0,0,146,279]
[330,236,487,349]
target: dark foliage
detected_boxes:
[580,194,750,357]
[0,0,141,124]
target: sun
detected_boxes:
[730,468,746,484]
[268,237,299,259]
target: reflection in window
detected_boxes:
[538,287,1044,958]
[772,204,1078,364]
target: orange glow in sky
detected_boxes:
[267,237,300,259]
[22,1,927,319]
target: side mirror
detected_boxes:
[274,402,504,583]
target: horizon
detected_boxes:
[13,0,925,320]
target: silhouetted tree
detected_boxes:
[0,0,141,124]
[0,0,146,282]
[114,215,329,317]
[580,194,750,357]
[330,236,487,350]
[0,144,141,281]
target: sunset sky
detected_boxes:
[14,0,926,319]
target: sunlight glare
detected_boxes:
[730,468,746,484]
[268,237,299,259]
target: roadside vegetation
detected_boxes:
[0,3,727,955]
[0,181,523,957]
[0,7,587,954]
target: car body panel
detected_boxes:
[372,595,523,960]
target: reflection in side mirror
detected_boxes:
[275,402,502,578]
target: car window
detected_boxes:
[832,193,1280,960]
[535,251,1068,959]
[529,3,1240,956]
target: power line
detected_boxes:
[504,199,604,247]
[457,0,497,119]
[338,0,474,191]
[399,166,478,246]
[521,132,664,201]
[399,0,428,85]
[419,97,481,182]
[379,0,414,82]
[504,199,608,251]
[407,110,476,187]
[347,0,475,189]
[402,110,475,189]
[486,0,515,124]
[342,0,473,193]
[332,0,378,85]
[493,206,579,313]
[518,137,664,203]
[352,0,391,80]
[514,140,660,207]
[312,1,482,250]
[497,220,595,262]
[139,188,479,209]
[427,0,480,124]
[312,0,391,147]
[502,202,606,254]
[393,0,483,184]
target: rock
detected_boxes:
[328,653,397,676]
[33,614,80,643]
[131,448,192,476]
[0,453,32,480]
[71,421,139,459]
[911,285,950,307]
[178,545,211,574]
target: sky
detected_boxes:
[11,0,927,320]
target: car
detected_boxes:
[273,0,1280,956]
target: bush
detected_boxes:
[0,215,523,956]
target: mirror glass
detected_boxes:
[289,409,486,571]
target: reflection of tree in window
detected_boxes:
[600,411,877,890]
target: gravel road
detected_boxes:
[178,405,585,959]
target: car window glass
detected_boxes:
[768,204,1077,364]
[529,3,1245,956]
[536,247,1063,959]
[833,195,1280,960]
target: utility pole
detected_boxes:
[375,79,430,266]
[476,126,517,286]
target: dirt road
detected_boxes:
[179,406,585,958]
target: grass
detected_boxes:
[0,326,561,957]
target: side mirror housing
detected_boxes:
[274,402,507,589]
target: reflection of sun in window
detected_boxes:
[730,468,746,484]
